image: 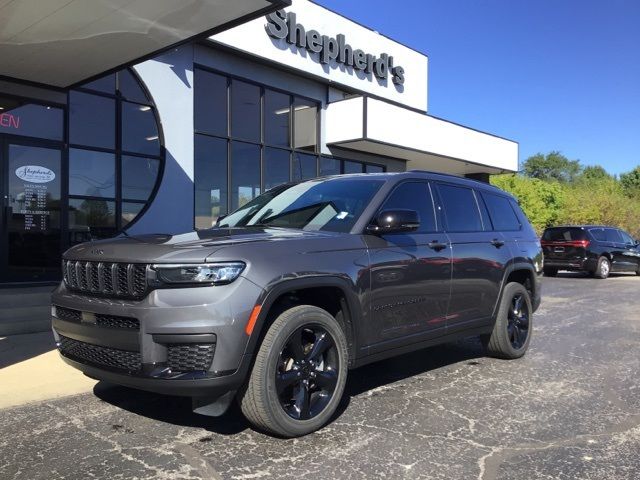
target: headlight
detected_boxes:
[151,262,245,285]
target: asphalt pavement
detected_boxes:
[1,272,639,480]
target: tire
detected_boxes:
[238,305,348,437]
[594,256,611,279]
[483,282,533,360]
[543,267,558,277]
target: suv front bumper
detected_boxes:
[51,277,263,397]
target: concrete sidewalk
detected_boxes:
[0,332,96,409]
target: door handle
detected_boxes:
[428,240,447,251]
[490,239,505,248]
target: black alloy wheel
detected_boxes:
[483,282,533,359]
[507,293,530,350]
[276,325,339,420]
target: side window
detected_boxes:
[437,183,483,232]
[605,228,622,243]
[476,193,493,231]
[380,182,437,233]
[482,192,521,231]
[590,228,606,242]
[619,230,635,245]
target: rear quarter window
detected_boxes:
[589,228,606,241]
[481,192,521,231]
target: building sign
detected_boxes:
[0,112,20,129]
[265,10,405,85]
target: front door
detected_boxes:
[364,181,452,354]
[1,141,63,282]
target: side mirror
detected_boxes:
[367,209,420,234]
[214,215,227,227]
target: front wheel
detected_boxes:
[483,282,532,359]
[238,305,348,437]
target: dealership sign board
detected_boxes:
[210,0,428,111]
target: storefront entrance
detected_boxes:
[0,95,65,284]
[0,141,63,283]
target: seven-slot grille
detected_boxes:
[63,260,148,299]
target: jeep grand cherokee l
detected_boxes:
[52,172,542,437]
[542,225,640,278]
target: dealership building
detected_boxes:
[0,0,517,335]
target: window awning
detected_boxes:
[325,96,518,175]
[0,0,289,88]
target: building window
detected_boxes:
[194,68,321,228]
[68,68,163,242]
[193,67,386,229]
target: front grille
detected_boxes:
[58,335,141,372]
[54,306,140,330]
[167,344,215,372]
[63,260,148,299]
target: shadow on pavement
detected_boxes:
[0,332,56,369]
[94,338,485,435]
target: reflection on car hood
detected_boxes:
[63,227,339,263]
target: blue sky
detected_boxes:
[315,0,640,175]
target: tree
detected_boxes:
[580,165,611,182]
[522,151,582,182]
[620,166,640,196]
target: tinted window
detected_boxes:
[366,164,384,173]
[121,156,160,201]
[195,135,228,229]
[320,157,341,176]
[82,74,115,94]
[230,141,260,210]
[122,202,144,227]
[543,227,587,241]
[344,161,364,174]
[219,178,383,233]
[69,91,115,149]
[293,97,317,151]
[0,96,63,140]
[264,89,290,147]
[118,69,148,104]
[68,198,116,240]
[292,152,317,180]
[589,228,606,241]
[605,228,622,243]
[264,148,290,190]
[69,149,115,198]
[438,184,483,232]
[121,101,160,155]
[194,69,227,136]
[231,80,260,142]
[482,192,521,231]
[380,182,437,233]
[619,230,635,245]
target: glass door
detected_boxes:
[1,141,63,282]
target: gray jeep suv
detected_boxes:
[52,171,542,437]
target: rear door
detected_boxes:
[435,183,512,331]
[541,227,590,262]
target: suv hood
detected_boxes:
[63,227,340,264]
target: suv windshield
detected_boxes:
[542,227,587,242]
[218,177,384,233]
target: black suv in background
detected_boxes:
[52,172,542,437]
[542,225,640,278]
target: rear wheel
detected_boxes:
[543,267,558,277]
[593,256,611,279]
[483,282,532,359]
[239,305,348,437]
